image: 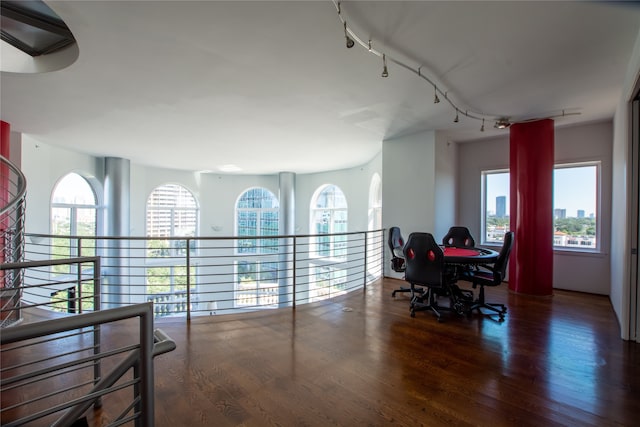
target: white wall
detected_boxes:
[381,130,457,277]
[20,136,104,235]
[19,138,382,239]
[611,28,640,339]
[457,120,613,295]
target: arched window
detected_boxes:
[309,184,348,302]
[310,184,348,258]
[146,183,198,247]
[236,187,279,254]
[145,184,198,304]
[367,173,382,278]
[235,187,279,308]
[51,172,98,271]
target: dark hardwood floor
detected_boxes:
[143,278,639,427]
[3,277,640,426]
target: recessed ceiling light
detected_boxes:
[218,164,242,172]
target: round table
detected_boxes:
[442,246,499,265]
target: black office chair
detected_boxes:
[403,232,452,321]
[442,226,475,248]
[460,231,514,321]
[389,226,411,297]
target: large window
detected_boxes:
[236,188,279,254]
[51,173,98,273]
[482,170,510,244]
[553,163,598,249]
[367,173,382,277]
[145,184,198,296]
[482,162,600,250]
[235,188,279,308]
[310,184,348,259]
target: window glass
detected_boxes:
[51,173,98,273]
[553,164,598,249]
[145,184,198,300]
[482,171,510,244]
[481,163,599,251]
[236,188,279,254]
[146,184,198,258]
[234,188,280,308]
[310,184,348,259]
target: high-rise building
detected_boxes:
[554,208,567,219]
[577,209,585,218]
[496,196,506,218]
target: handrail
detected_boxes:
[1,302,169,427]
[17,229,385,320]
[0,154,27,217]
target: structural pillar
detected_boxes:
[509,119,554,295]
[103,157,131,308]
[278,172,295,307]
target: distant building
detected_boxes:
[496,196,506,218]
[554,208,566,219]
[577,210,585,218]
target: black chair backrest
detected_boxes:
[403,232,445,289]
[388,226,405,258]
[492,231,514,283]
[442,226,475,248]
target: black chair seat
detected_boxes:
[460,231,514,321]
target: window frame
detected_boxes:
[310,184,348,260]
[480,162,602,253]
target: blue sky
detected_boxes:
[486,165,597,218]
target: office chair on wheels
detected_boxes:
[402,232,453,322]
[442,226,475,248]
[460,231,514,321]
[389,226,413,297]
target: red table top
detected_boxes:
[443,247,481,257]
[442,246,499,264]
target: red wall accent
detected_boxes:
[1,120,9,287]
[508,119,554,295]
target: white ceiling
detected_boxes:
[2,1,639,174]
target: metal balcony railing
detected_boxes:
[1,302,176,427]
[12,229,384,321]
[1,154,27,327]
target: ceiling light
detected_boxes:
[454,109,459,123]
[481,119,485,132]
[381,54,389,78]
[344,22,354,48]
[218,164,242,172]
[433,86,440,104]
[494,118,511,129]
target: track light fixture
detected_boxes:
[381,54,389,78]
[344,22,355,48]
[494,118,511,129]
[332,1,579,133]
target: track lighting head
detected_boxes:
[494,118,511,129]
[481,119,485,132]
[344,22,355,48]
[381,54,389,78]
[433,86,440,104]
[454,109,459,123]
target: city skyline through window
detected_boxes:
[483,163,599,249]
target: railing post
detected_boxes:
[292,237,297,309]
[186,238,191,322]
[139,305,154,427]
[363,231,368,291]
[93,256,102,408]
